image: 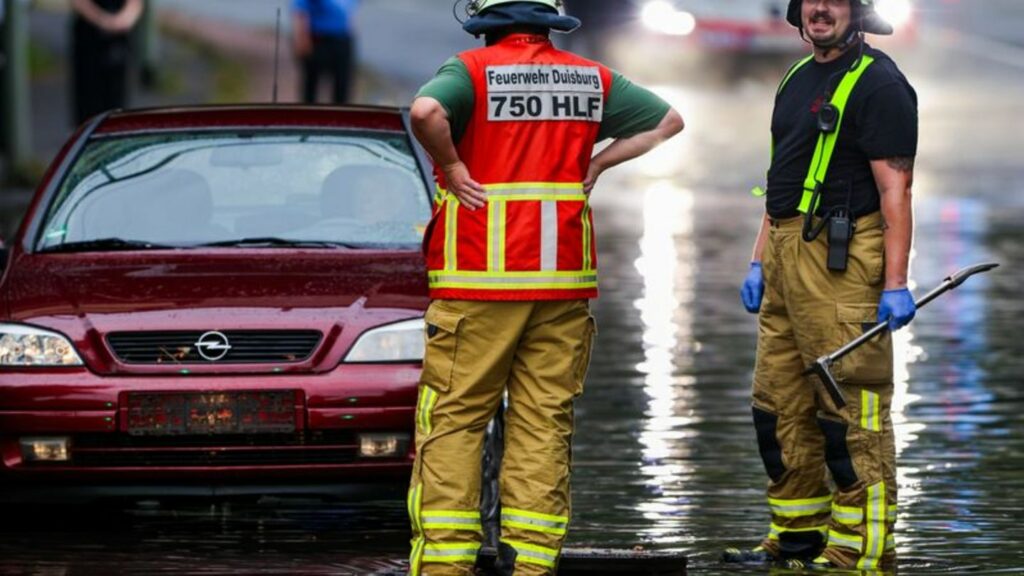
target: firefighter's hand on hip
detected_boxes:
[583,162,604,195]
[443,161,488,210]
[741,262,764,313]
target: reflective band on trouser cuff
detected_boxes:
[768,495,832,518]
[887,504,898,523]
[886,534,896,551]
[417,386,439,435]
[828,529,864,552]
[861,390,881,432]
[428,271,597,291]
[768,523,828,541]
[422,510,483,532]
[501,539,559,568]
[798,55,876,214]
[422,542,482,564]
[408,483,425,576]
[832,503,864,526]
[501,508,569,536]
[857,482,887,570]
[444,196,459,272]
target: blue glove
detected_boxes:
[878,288,916,331]
[741,262,764,313]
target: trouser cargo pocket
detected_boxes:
[420,303,465,393]
[834,303,892,385]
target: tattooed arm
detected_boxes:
[872,156,915,289]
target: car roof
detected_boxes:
[94,105,410,135]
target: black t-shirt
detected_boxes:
[766,44,918,219]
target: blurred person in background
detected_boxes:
[292,0,359,104]
[71,0,144,125]
[406,1,683,574]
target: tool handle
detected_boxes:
[828,262,999,364]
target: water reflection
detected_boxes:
[634,181,698,546]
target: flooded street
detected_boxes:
[1,1,1023,574]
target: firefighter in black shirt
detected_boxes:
[727,0,918,570]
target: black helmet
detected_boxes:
[786,0,894,35]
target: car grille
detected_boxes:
[106,331,322,364]
[67,431,385,467]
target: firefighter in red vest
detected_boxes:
[407,1,683,574]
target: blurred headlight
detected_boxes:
[641,1,697,36]
[0,324,83,366]
[344,318,424,363]
[875,0,913,29]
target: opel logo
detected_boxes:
[195,331,232,361]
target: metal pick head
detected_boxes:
[809,357,847,409]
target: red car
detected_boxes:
[0,105,434,502]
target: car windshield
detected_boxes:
[36,130,432,251]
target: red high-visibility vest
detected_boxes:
[423,34,612,301]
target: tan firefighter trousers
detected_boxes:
[752,212,897,570]
[408,299,596,576]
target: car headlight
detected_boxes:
[0,324,83,366]
[344,318,424,363]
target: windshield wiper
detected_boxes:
[38,238,176,253]
[196,237,366,249]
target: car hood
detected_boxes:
[2,250,429,374]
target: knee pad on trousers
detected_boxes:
[778,529,825,560]
[818,416,859,490]
[753,406,785,483]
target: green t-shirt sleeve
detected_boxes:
[415,57,474,144]
[597,72,672,142]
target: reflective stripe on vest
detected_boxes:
[799,55,876,214]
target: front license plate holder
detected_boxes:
[126,391,297,436]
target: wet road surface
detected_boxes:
[2,1,1023,574]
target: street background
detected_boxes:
[1,0,1023,574]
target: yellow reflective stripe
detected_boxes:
[408,483,425,575]
[444,196,459,271]
[417,386,439,435]
[501,539,559,568]
[885,533,896,551]
[857,482,886,570]
[581,201,592,271]
[887,504,898,523]
[831,503,864,525]
[431,270,596,279]
[488,200,506,272]
[483,182,583,190]
[799,55,876,214]
[767,522,828,541]
[829,529,864,551]
[501,507,569,535]
[429,271,597,291]
[434,185,446,206]
[768,495,832,517]
[502,508,569,524]
[422,510,483,531]
[861,390,881,432]
[422,542,482,563]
